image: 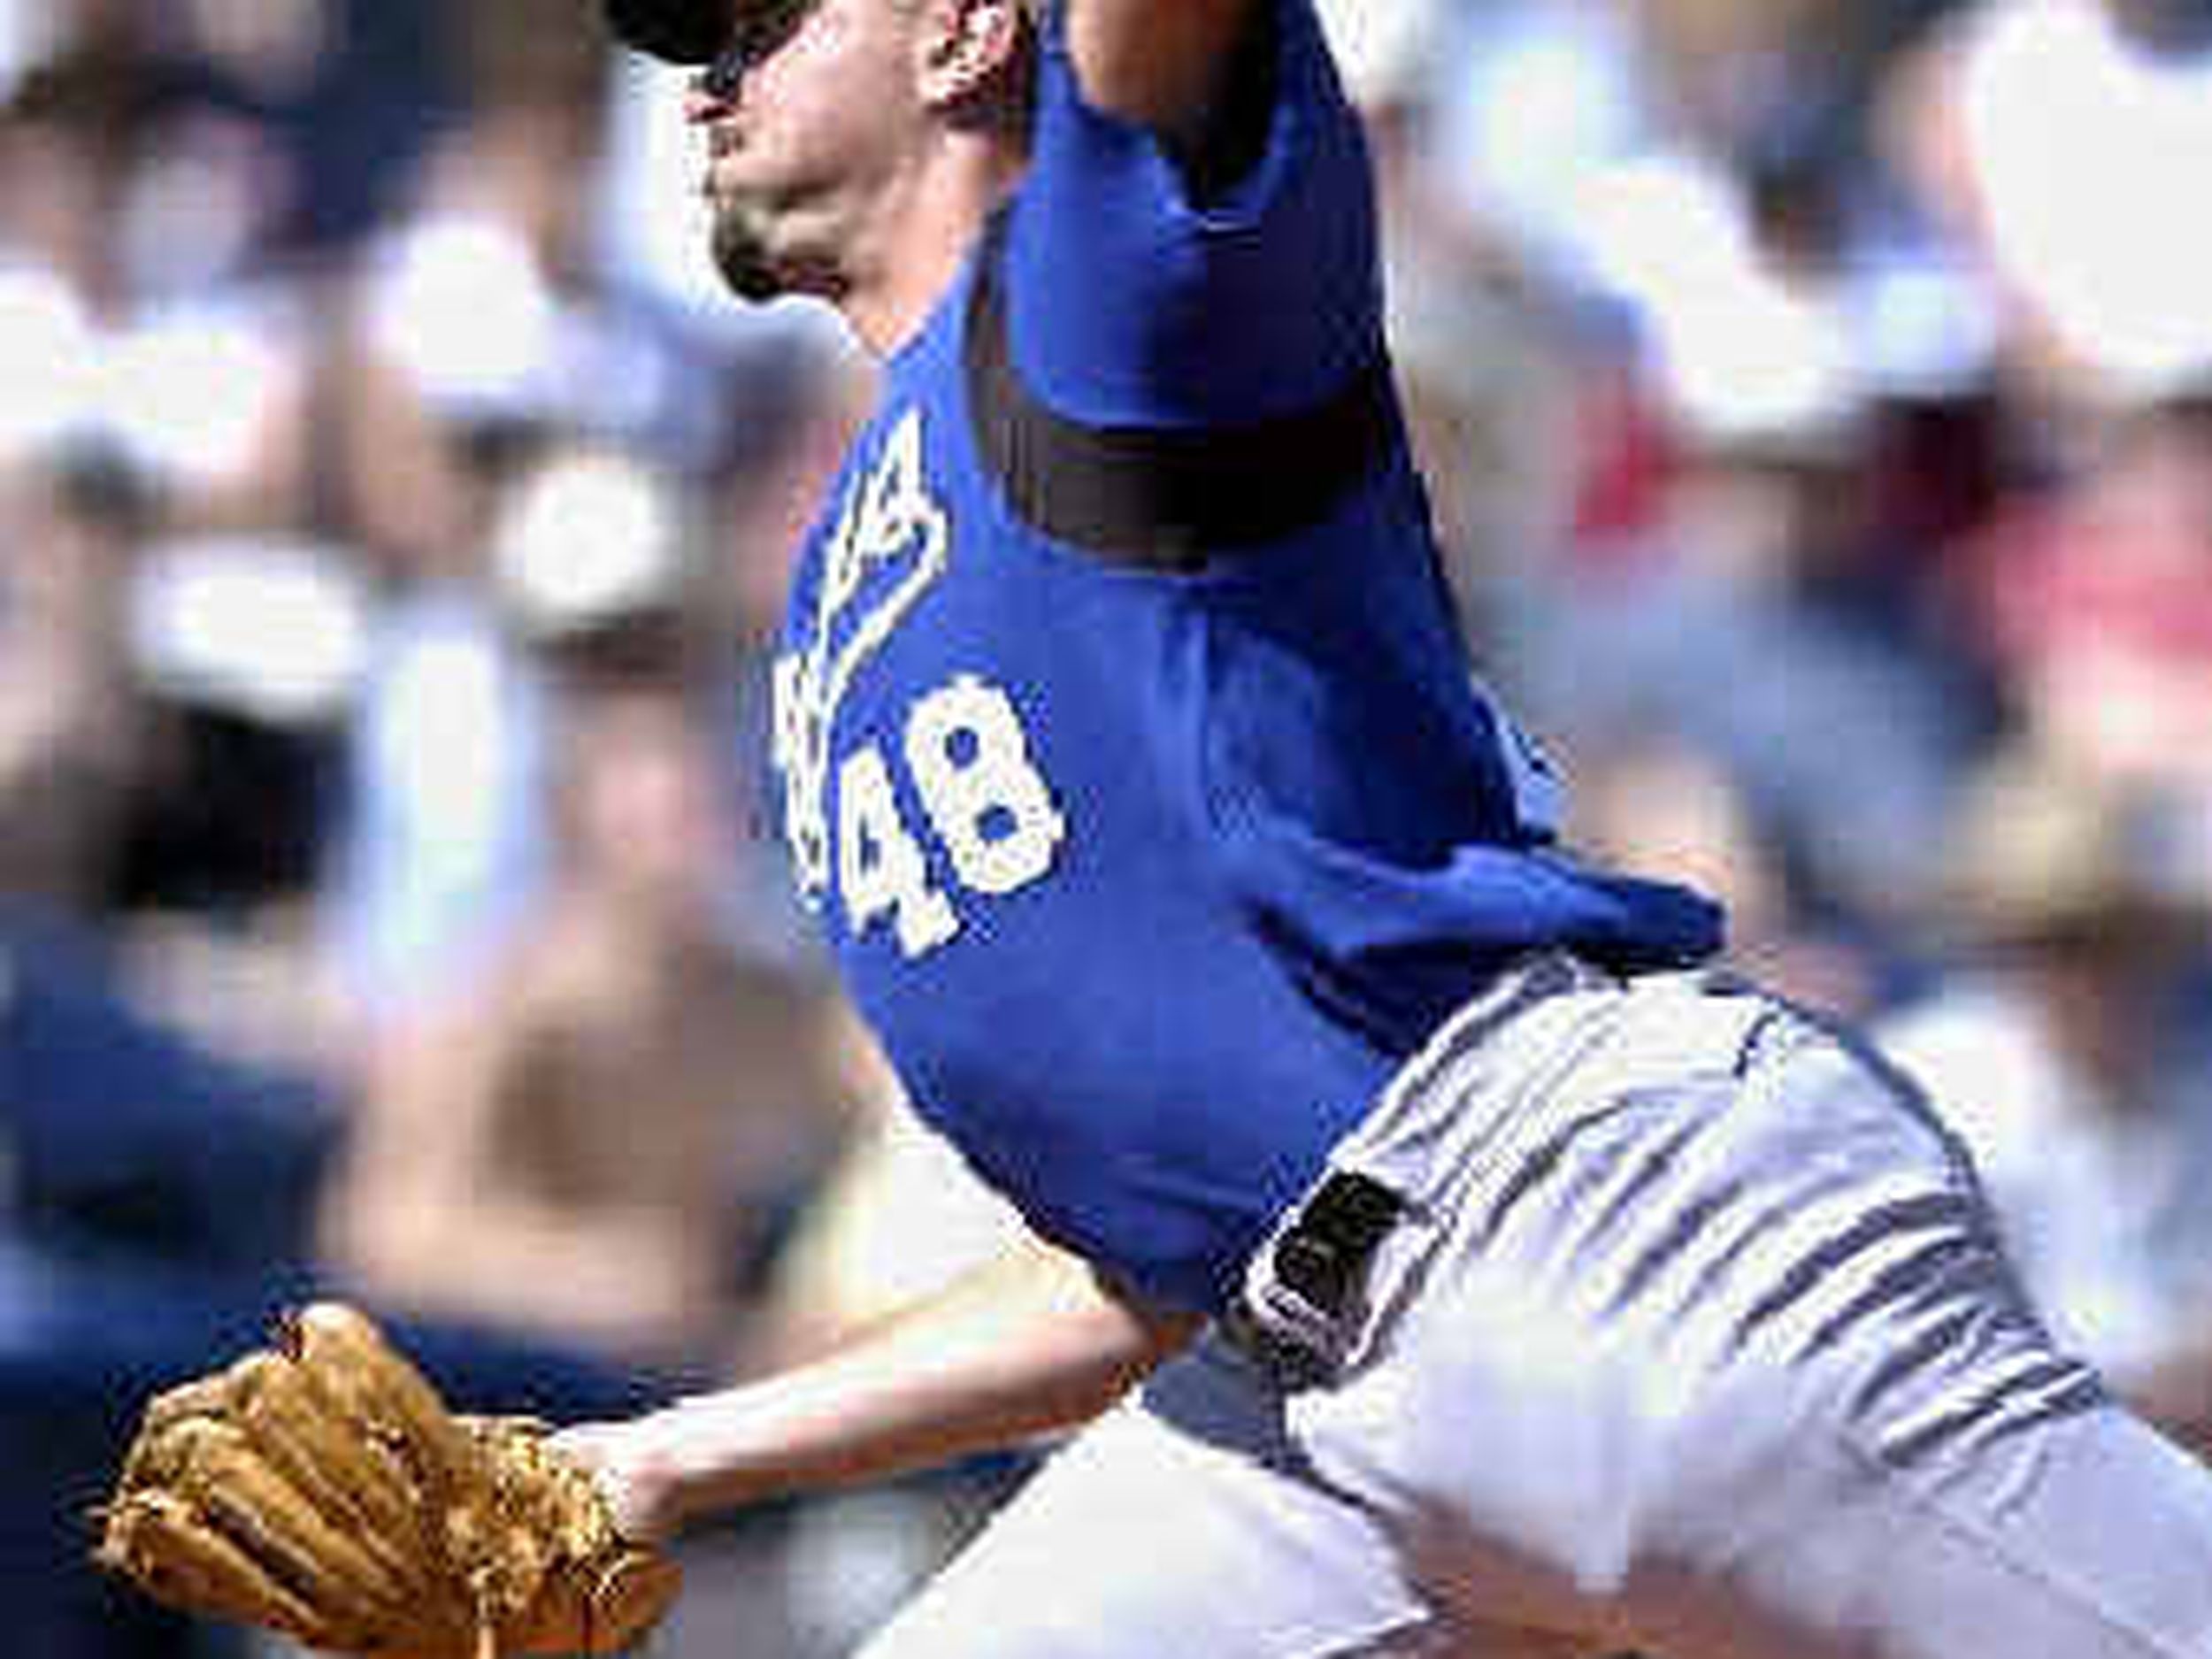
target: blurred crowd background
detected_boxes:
[7,0,2212,1654]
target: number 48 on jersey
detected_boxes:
[785,672,1069,958]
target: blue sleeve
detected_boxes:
[1002,0,1385,428]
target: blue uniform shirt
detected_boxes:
[772,0,1722,1313]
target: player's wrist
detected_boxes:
[557,1416,693,1542]
[625,1390,793,1532]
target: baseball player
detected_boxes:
[564,1,2212,1655]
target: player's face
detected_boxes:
[687,0,926,302]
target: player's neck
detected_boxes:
[838,133,1026,357]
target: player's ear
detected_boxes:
[913,0,1030,111]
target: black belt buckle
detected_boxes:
[1227,1171,1404,1389]
[1272,1171,1404,1317]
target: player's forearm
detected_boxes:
[608,1237,1198,1531]
[1062,0,1261,144]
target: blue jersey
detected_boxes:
[771,0,1721,1313]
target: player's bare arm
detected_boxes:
[1060,0,1263,151]
[564,1229,1200,1540]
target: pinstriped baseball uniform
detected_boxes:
[863,957,2212,1657]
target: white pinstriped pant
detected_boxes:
[859,956,2212,1658]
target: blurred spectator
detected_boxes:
[0,467,346,1659]
[302,73,770,1075]
[0,42,320,538]
[1878,749,2212,1448]
[1426,0,1653,302]
[0,453,152,917]
[309,400,572,1059]
[1948,382,2212,803]
[1509,349,2000,948]
[0,442,348,1278]
[311,547,549,1052]
[97,528,367,1100]
[1893,0,2212,421]
[334,62,730,572]
[316,442,845,1374]
[0,0,62,99]
[316,678,846,1371]
[307,20,805,1057]
[158,0,463,261]
[115,533,365,895]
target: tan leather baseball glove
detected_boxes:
[94,1302,681,1658]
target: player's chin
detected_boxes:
[710,207,796,303]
